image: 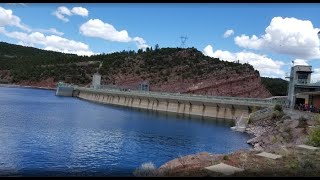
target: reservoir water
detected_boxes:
[0,87,251,176]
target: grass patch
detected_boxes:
[133,162,158,177]
[307,126,320,147]
[274,104,283,112]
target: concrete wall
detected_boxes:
[76,90,253,120]
[56,86,74,96]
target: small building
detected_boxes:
[287,65,320,109]
[138,81,150,91]
[92,72,101,89]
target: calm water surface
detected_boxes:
[0,87,251,176]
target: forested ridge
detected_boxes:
[0,41,284,97]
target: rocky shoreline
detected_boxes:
[137,108,320,177]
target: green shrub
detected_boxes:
[272,110,285,120]
[313,115,320,126]
[307,127,320,147]
[223,155,229,160]
[297,116,308,128]
[133,162,158,177]
[271,136,278,144]
[252,106,257,113]
[274,104,283,112]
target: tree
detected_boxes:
[138,49,143,54]
[155,44,160,51]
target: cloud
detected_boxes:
[0,6,64,36]
[203,45,286,78]
[53,6,72,22]
[234,34,263,49]
[80,19,131,42]
[234,16,320,59]
[71,7,88,17]
[53,6,88,22]
[223,29,234,38]
[0,27,94,56]
[132,36,149,50]
[80,19,149,50]
[35,28,64,36]
[293,59,309,66]
[312,68,320,82]
[0,6,30,31]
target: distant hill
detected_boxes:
[0,42,272,98]
[261,77,288,96]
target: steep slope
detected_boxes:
[0,42,272,98]
[98,48,271,98]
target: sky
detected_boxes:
[1,3,320,80]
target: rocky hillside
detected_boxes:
[98,47,271,98]
[0,42,271,98]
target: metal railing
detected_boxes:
[75,86,276,107]
[295,79,309,85]
[57,82,78,88]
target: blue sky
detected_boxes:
[1,3,320,80]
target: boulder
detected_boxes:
[254,143,264,151]
[247,136,262,144]
[288,120,300,129]
[281,115,291,121]
[306,119,316,126]
[291,128,305,139]
[261,135,273,145]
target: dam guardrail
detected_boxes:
[73,86,276,107]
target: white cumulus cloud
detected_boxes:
[234,34,263,49]
[203,44,286,78]
[223,29,234,38]
[71,7,88,17]
[53,6,88,22]
[293,59,309,66]
[234,16,320,59]
[0,27,94,56]
[80,19,149,50]
[80,19,131,42]
[0,6,30,31]
[133,36,149,50]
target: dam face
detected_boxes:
[72,87,271,120]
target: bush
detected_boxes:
[133,162,158,177]
[307,127,320,147]
[272,110,285,120]
[223,155,229,160]
[274,104,283,112]
[297,116,308,128]
[313,115,320,126]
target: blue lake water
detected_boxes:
[0,87,251,176]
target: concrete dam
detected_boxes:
[56,85,282,121]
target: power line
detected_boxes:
[180,36,188,48]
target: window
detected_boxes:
[297,73,309,84]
